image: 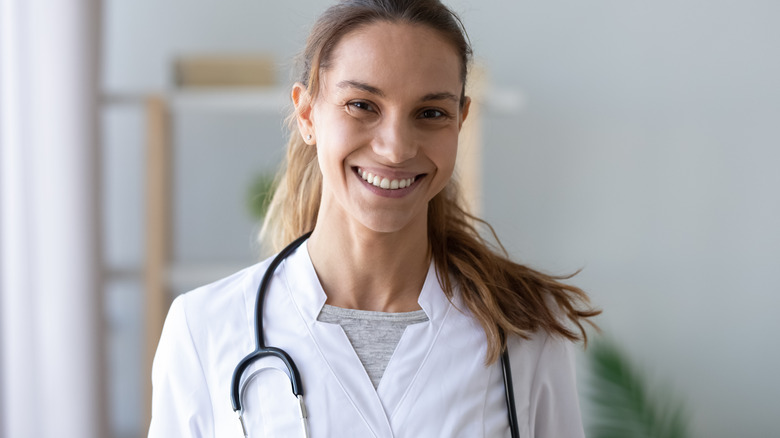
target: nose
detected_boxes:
[371,114,418,164]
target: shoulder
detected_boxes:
[508,330,577,371]
[156,257,278,382]
[178,259,269,308]
[173,258,273,330]
[507,331,585,437]
[151,255,295,436]
[505,330,578,397]
[156,258,275,361]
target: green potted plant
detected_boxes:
[587,337,691,438]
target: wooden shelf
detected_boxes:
[102,85,523,114]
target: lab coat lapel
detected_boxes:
[283,243,394,438]
[376,263,454,417]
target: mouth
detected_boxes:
[355,167,423,190]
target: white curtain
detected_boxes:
[0,0,106,437]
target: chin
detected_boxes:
[351,208,422,235]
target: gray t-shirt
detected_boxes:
[317,304,429,389]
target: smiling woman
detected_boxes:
[148,1,599,437]
[298,21,466,260]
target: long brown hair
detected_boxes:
[261,0,600,364]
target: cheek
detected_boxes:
[428,133,459,173]
[314,129,362,187]
[315,122,370,166]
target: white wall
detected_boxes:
[103,1,780,437]
[466,2,780,437]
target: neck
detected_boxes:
[307,216,430,313]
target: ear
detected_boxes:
[458,96,472,131]
[292,82,315,144]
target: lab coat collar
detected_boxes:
[280,238,452,323]
[279,238,459,437]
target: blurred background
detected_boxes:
[2,0,778,437]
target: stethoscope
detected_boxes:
[230,232,520,438]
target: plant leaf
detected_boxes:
[587,337,691,438]
[247,172,276,220]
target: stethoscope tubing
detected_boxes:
[230,231,519,437]
[502,349,520,438]
[230,231,312,412]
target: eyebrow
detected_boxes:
[336,80,459,104]
[336,80,385,97]
[420,92,460,104]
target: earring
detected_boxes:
[306,134,312,142]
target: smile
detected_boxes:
[357,167,416,190]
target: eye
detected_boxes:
[348,101,375,112]
[419,108,447,119]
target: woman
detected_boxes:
[149,0,599,436]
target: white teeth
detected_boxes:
[358,168,415,190]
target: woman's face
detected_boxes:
[295,21,469,235]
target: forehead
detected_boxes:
[322,21,463,98]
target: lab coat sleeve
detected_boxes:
[148,295,215,438]
[529,334,585,438]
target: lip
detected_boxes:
[352,167,425,198]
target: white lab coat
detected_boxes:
[148,242,585,437]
